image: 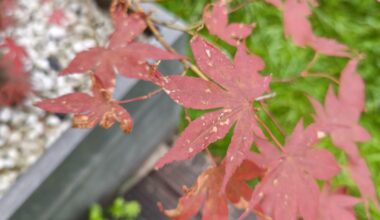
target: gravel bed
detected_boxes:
[0,0,113,198]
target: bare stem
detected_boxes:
[117,89,161,104]
[134,1,209,81]
[302,53,319,74]
[255,114,284,151]
[272,72,339,85]
[150,18,203,33]
[259,101,286,137]
[271,53,339,85]
[230,0,255,13]
[304,72,340,85]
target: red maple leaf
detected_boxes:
[0,37,28,66]
[240,121,340,220]
[0,0,15,30]
[60,10,183,91]
[48,9,66,25]
[155,37,271,192]
[265,0,318,9]
[0,38,30,105]
[348,157,378,209]
[108,6,146,49]
[35,76,133,133]
[282,0,349,57]
[309,58,378,206]
[309,58,370,158]
[318,185,360,220]
[159,161,261,220]
[0,56,30,106]
[203,0,254,46]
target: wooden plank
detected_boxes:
[124,154,209,220]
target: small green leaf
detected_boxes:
[89,204,104,220]
[109,197,126,218]
[125,201,141,219]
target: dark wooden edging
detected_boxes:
[0,3,186,220]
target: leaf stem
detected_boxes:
[254,114,284,151]
[272,53,339,85]
[302,53,319,74]
[272,73,340,85]
[303,72,340,85]
[229,0,255,13]
[134,1,209,81]
[117,89,161,104]
[149,18,203,33]
[259,101,286,137]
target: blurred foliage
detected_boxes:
[160,0,380,218]
[89,197,141,220]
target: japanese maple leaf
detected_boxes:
[348,157,378,209]
[240,121,340,220]
[283,0,349,57]
[60,9,183,91]
[203,0,254,46]
[108,4,146,49]
[48,9,66,25]
[0,56,30,106]
[0,38,30,105]
[155,37,271,191]
[309,58,377,206]
[0,0,15,30]
[35,76,133,133]
[0,37,28,66]
[309,58,370,158]
[159,161,261,220]
[318,185,360,220]
[265,0,318,9]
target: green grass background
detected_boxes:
[159,0,380,218]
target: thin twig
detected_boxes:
[134,1,209,81]
[272,73,339,85]
[150,18,203,33]
[272,53,338,84]
[117,89,161,104]
[230,0,255,13]
[301,53,319,75]
[259,101,286,136]
[255,114,284,150]
[304,72,340,85]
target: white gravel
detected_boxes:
[0,0,113,198]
